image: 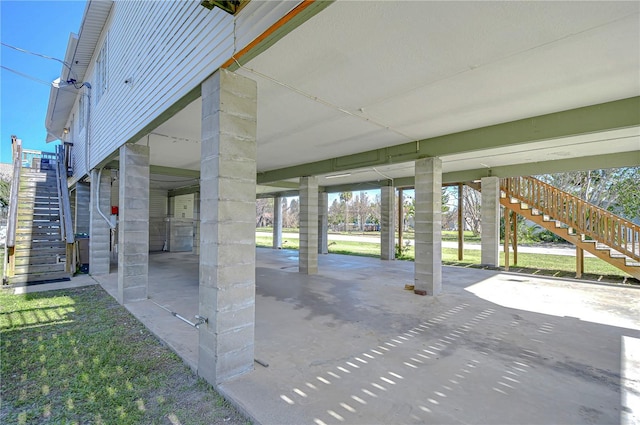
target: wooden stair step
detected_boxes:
[14,240,66,249]
[14,248,67,258]
[14,263,66,274]
[17,214,61,221]
[16,227,61,234]
[18,199,59,205]
[19,183,58,189]
[15,256,66,266]
[15,233,61,240]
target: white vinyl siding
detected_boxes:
[77,0,298,176]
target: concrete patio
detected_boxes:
[90,248,640,425]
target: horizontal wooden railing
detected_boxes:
[501,176,640,263]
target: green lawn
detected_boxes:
[0,286,249,425]
[257,232,634,282]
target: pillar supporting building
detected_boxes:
[481,176,500,268]
[117,144,150,304]
[380,184,395,260]
[198,69,258,386]
[318,191,328,255]
[273,196,282,249]
[89,169,112,276]
[299,176,319,274]
[413,157,442,296]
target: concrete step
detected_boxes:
[7,271,71,285]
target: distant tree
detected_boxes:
[351,192,372,231]
[0,179,10,208]
[369,194,381,226]
[283,198,299,228]
[255,198,273,227]
[462,186,482,236]
[339,192,353,232]
[538,168,640,221]
[328,198,344,229]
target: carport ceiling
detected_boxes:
[148,1,640,188]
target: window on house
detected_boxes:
[95,38,108,104]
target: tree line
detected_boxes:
[256,168,639,236]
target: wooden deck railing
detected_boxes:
[501,176,640,262]
[55,145,75,274]
[6,137,23,249]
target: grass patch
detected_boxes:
[256,232,635,283]
[0,286,249,425]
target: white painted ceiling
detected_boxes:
[148,0,640,190]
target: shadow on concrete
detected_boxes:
[91,248,639,425]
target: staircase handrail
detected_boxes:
[6,137,23,248]
[501,176,640,262]
[55,145,75,244]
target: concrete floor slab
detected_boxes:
[91,248,640,425]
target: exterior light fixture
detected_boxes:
[325,173,352,179]
[52,77,91,90]
[63,128,70,134]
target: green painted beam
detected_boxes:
[150,165,200,178]
[256,190,299,199]
[392,151,640,188]
[259,180,299,189]
[257,96,640,184]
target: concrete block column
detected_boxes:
[318,191,328,254]
[193,191,200,255]
[89,169,111,275]
[380,184,395,260]
[75,182,90,235]
[117,144,150,304]
[481,177,500,267]
[273,196,282,249]
[299,176,319,274]
[199,69,257,386]
[414,157,442,296]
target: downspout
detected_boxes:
[96,166,116,230]
[85,90,91,176]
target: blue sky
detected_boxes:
[1,0,86,164]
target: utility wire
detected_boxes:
[1,42,76,78]
[1,65,84,95]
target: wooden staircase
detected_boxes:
[500,176,640,280]
[4,139,75,285]
[10,167,70,283]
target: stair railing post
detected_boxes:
[504,206,510,271]
[576,246,584,279]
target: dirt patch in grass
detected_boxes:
[0,285,250,425]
